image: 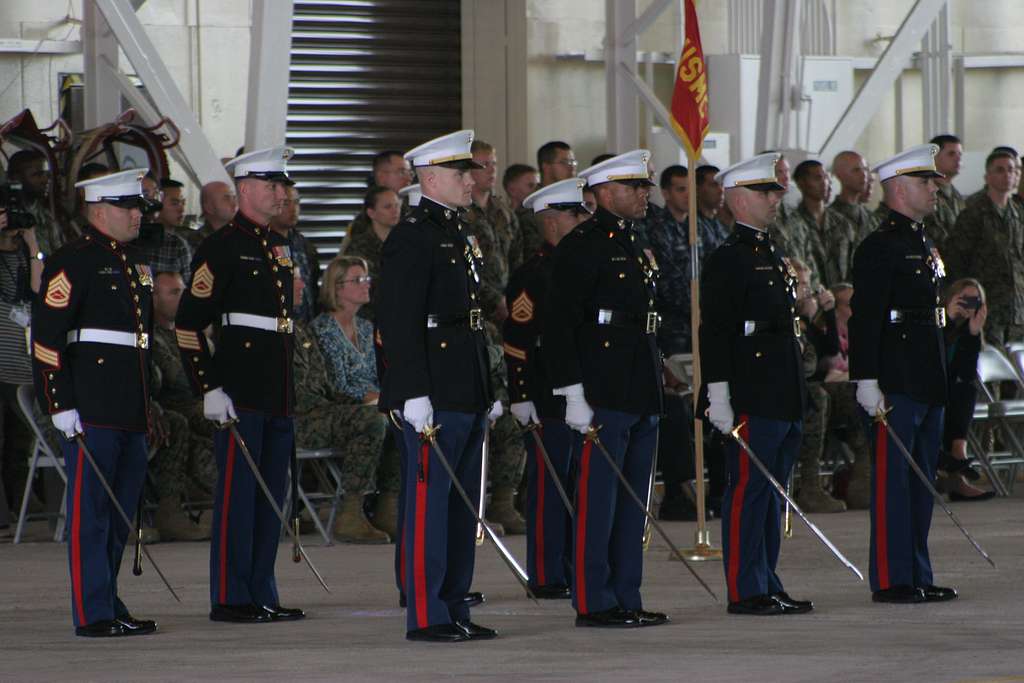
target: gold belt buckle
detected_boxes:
[469,308,483,331]
[935,307,947,328]
[277,317,294,334]
[136,332,149,349]
[645,312,660,334]
[793,316,802,337]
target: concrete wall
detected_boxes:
[0,0,251,210]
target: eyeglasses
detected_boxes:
[338,275,372,286]
[555,159,579,168]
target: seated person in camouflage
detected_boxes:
[338,151,413,254]
[149,271,218,540]
[305,258,399,543]
[339,186,402,322]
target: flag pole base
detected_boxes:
[677,528,723,562]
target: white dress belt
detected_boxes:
[221,312,294,334]
[66,328,149,349]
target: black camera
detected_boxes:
[0,182,34,231]
[961,295,982,311]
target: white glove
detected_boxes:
[856,379,885,415]
[52,409,83,440]
[707,381,735,434]
[403,396,434,433]
[203,387,238,425]
[554,383,594,434]
[487,399,504,425]
[510,401,539,427]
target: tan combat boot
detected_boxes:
[372,492,400,540]
[844,454,872,510]
[154,496,211,542]
[334,496,391,544]
[486,487,527,535]
[795,453,846,514]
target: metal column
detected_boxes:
[245,0,296,151]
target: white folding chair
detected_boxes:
[970,346,1024,495]
[13,384,68,543]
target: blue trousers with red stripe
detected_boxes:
[867,394,942,592]
[525,419,576,589]
[61,426,148,628]
[401,411,485,632]
[391,420,408,602]
[721,415,801,603]
[572,409,658,615]
[210,410,294,607]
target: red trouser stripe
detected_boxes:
[727,416,751,602]
[874,422,890,589]
[414,443,430,628]
[71,445,86,625]
[534,444,547,586]
[218,432,237,603]
[575,439,592,614]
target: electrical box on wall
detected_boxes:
[705,54,854,163]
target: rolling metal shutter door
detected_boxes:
[288,0,463,265]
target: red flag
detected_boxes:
[670,0,710,160]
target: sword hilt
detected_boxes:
[132,524,144,576]
[292,518,301,563]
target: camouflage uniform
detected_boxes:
[786,202,858,287]
[516,206,545,269]
[293,322,400,494]
[339,219,386,322]
[172,222,216,252]
[944,194,1024,347]
[830,197,878,251]
[924,183,965,252]
[339,211,372,257]
[24,198,67,256]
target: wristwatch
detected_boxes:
[32,251,44,261]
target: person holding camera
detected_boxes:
[0,204,44,536]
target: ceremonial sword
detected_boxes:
[475,428,490,545]
[727,424,864,581]
[524,422,574,517]
[73,435,181,602]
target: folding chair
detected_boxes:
[287,448,344,545]
[970,345,1024,495]
[13,384,68,544]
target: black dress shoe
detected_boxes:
[76,619,155,638]
[463,591,485,608]
[260,604,306,621]
[406,624,470,643]
[115,614,158,634]
[455,620,498,640]
[773,592,814,614]
[920,585,958,602]
[575,606,641,628]
[872,586,925,604]
[949,490,996,502]
[633,609,670,626]
[530,584,571,600]
[727,594,785,616]
[210,603,272,623]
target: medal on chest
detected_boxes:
[927,247,946,279]
[463,235,481,284]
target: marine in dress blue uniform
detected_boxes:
[174,147,305,624]
[31,169,158,637]
[376,130,499,643]
[503,178,591,599]
[543,151,668,628]
[698,153,811,616]
[850,144,958,604]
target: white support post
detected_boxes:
[754,0,801,153]
[245,0,295,151]
[94,0,230,185]
[605,0,639,152]
[953,55,965,139]
[817,0,947,163]
[920,4,951,139]
[83,3,122,129]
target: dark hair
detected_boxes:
[929,134,961,150]
[695,165,719,187]
[590,153,615,166]
[363,185,396,211]
[160,178,184,190]
[372,150,404,172]
[792,159,823,182]
[991,145,1019,159]
[985,149,1018,169]
[470,139,494,154]
[502,163,536,189]
[659,164,688,190]
[7,149,45,177]
[77,162,110,181]
[537,141,572,168]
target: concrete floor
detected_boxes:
[2,496,1022,683]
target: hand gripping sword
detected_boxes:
[73,435,181,602]
[874,409,995,568]
[524,423,574,518]
[727,424,864,581]
[420,424,538,604]
[584,426,719,603]
[224,422,331,592]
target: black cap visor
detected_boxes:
[240,171,295,185]
[743,181,785,192]
[436,159,484,171]
[549,201,592,215]
[94,195,151,210]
